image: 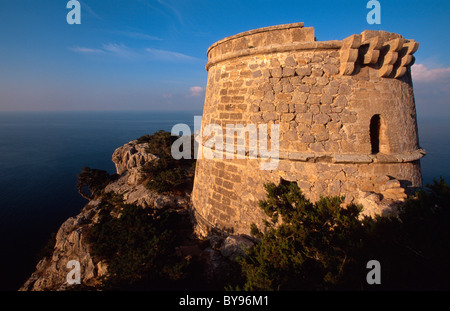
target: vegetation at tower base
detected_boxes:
[138,130,196,194]
[86,192,192,290]
[233,181,367,291]
[232,178,450,291]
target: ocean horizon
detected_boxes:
[0,110,448,290]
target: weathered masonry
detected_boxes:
[192,22,425,236]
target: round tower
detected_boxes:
[192,23,425,236]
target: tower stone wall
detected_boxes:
[192,23,425,237]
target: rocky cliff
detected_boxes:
[19,140,187,291]
[19,138,254,291]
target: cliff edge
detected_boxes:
[19,139,191,291]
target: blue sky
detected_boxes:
[0,0,449,115]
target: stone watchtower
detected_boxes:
[192,23,425,236]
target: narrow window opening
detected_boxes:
[370,114,381,154]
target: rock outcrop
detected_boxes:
[355,175,408,218]
[112,141,158,185]
[20,201,106,291]
[20,140,190,291]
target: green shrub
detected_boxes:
[145,168,186,194]
[87,195,190,290]
[136,130,178,158]
[234,178,450,291]
[236,181,365,291]
[76,167,117,200]
[137,130,196,194]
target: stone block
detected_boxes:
[294,103,307,113]
[323,141,339,152]
[296,112,313,125]
[323,64,339,75]
[284,56,297,67]
[309,104,320,114]
[281,113,295,122]
[319,104,331,114]
[290,76,302,85]
[262,112,278,122]
[317,76,329,86]
[302,76,316,85]
[252,70,262,78]
[314,113,330,124]
[301,134,315,143]
[277,103,290,113]
[292,91,308,103]
[276,93,292,102]
[311,68,324,77]
[284,129,298,141]
[311,124,329,142]
[339,83,351,95]
[283,67,296,77]
[283,82,294,93]
[273,83,283,93]
[310,86,322,94]
[333,95,348,107]
[308,95,321,105]
[270,68,283,78]
[297,84,311,93]
[260,102,275,112]
[296,66,312,78]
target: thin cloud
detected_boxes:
[145,48,200,61]
[138,0,171,18]
[102,43,139,59]
[69,43,138,59]
[80,1,102,21]
[156,0,184,25]
[187,86,205,97]
[69,44,201,62]
[69,46,105,54]
[412,64,450,83]
[412,64,450,117]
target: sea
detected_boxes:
[0,111,448,291]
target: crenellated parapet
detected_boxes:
[339,30,419,78]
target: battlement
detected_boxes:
[207,24,418,79]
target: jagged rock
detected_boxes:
[209,235,224,250]
[384,179,401,190]
[19,203,105,291]
[357,191,384,218]
[383,187,407,201]
[104,173,190,209]
[357,176,407,218]
[220,235,255,261]
[112,141,158,185]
